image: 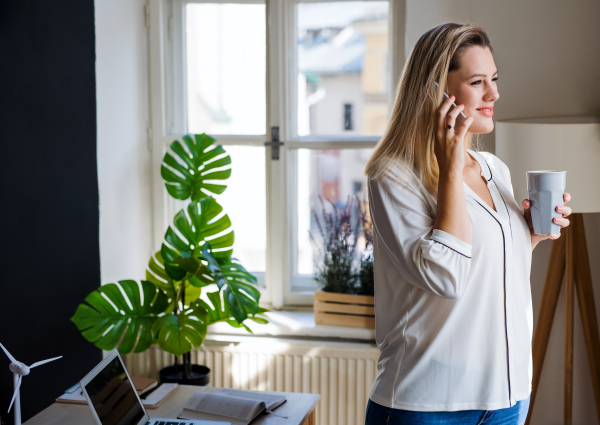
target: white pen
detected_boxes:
[434,82,467,118]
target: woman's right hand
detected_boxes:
[434,96,474,176]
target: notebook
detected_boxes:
[132,376,158,395]
[56,382,179,409]
[180,389,287,425]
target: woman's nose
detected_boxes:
[485,81,500,102]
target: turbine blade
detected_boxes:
[0,343,17,364]
[8,375,22,413]
[29,356,63,368]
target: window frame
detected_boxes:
[147,0,406,308]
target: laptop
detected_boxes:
[80,349,229,425]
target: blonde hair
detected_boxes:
[364,23,492,195]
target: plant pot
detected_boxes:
[159,364,211,386]
[313,290,375,328]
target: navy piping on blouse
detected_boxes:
[431,240,472,259]
[473,150,513,240]
[469,195,513,407]
[469,151,514,408]
[493,180,514,241]
[476,151,493,182]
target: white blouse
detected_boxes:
[368,150,533,412]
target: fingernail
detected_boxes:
[556,206,563,212]
[554,218,560,223]
[451,96,455,99]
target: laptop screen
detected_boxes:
[83,354,146,425]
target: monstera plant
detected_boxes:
[71,134,268,381]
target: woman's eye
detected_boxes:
[470,78,498,85]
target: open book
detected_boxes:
[180,389,287,425]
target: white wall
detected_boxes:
[404,1,600,423]
[96,0,153,283]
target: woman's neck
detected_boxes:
[463,147,480,177]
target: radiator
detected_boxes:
[124,337,380,425]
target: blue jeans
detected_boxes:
[365,397,530,425]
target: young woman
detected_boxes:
[364,23,572,425]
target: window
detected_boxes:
[185,3,267,281]
[186,3,266,135]
[171,145,267,282]
[148,0,403,308]
[297,1,390,137]
[344,104,353,131]
[296,148,372,281]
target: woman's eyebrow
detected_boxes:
[467,70,499,79]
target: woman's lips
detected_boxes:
[476,107,494,117]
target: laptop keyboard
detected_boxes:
[150,422,191,425]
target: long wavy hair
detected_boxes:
[364,23,492,195]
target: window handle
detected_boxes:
[264,126,284,160]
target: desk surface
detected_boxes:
[24,385,320,425]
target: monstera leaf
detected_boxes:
[196,292,268,332]
[71,280,168,354]
[146,251,208,313]
[152,304,209,357]
[201,247,261,323]
[161,197,234,280]
[161,134,232,202]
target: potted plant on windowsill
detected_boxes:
[71,134,268,385]
[310,197,375,328]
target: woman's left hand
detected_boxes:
[522,193,572,251]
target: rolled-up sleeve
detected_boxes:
[369,176,472,299]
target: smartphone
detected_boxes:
[434,82,467,128]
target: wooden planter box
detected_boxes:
[313,290,375,329]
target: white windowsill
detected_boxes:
[206,311,376,342]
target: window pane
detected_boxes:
[297,1,389,137]
[297,149,372,276]
[186,3,266,135]
[172,146,266,274]
[216,146,266,273]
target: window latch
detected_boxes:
[264,126,285,160]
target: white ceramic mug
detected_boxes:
[526,171,567,235]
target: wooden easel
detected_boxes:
[526,213,600,425]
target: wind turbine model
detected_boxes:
[0,343,62,425]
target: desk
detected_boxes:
[23,385,320,425]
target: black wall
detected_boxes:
[0,1,101,424]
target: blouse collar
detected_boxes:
[467,149,493,182]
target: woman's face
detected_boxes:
[446,46,499,134]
